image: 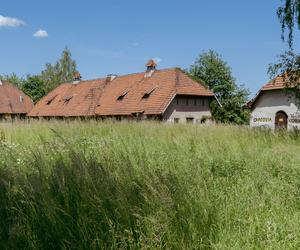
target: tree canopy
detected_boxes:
[189,50,250,125]
[277,0,300,48]
[270,1,300,96]
[40,48,77,93]
[0,48,77,103]
[0,74,24,88]
[22,76,46,104]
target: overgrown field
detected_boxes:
[0,121,300,249]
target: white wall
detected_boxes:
[250,90,300,130]
[163,96,213,124]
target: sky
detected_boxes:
[1,0,300,96]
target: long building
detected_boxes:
[28,60,216,123]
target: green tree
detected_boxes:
[40,47,77,92]
[190,50,250,125]
[270,1,300,96]
[22,76,46,103]
[0,73,24,88]
[277,0,300,48]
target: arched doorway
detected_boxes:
[275,111,288,130]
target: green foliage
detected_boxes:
[0,48,77,103]
[189,50,250,125]
[0,73,25,88]
[269,51,300,104]
[0,122,300,249]
[21,76,46,104]
[40,47,77,93]
[277,0,300,48]
[269,2,300,102]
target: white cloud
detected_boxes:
[0,15,25,27]
[33,29,48,38]
[154,57,162,64]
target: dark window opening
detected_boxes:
[142,88,156,99]
[194,98,197,106]
[176,98,179,105]
[186,98,189,105]
[46,95,57,105]
[174,118,179,123]
[117,91,128,101]
[186,117,194,123]
[202,99,205,106]
[142,93,150,99]
[64,96,73,104]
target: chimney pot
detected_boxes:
[146,59,157,71]
[73,72,81,84]
[107,74,117,82]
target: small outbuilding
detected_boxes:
[0,80,34,120]
[248,76,300,131]
[28,60,217,123]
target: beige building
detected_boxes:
[248,76,300,130]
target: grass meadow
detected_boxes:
[0,121,300,249]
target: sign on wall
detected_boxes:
[251,113,273,129]
[289,112,300,124]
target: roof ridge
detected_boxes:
[61,67,180,85]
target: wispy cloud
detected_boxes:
[0,15,25,27]
[33,29,48,38]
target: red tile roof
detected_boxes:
[28,68,214,117]
[261,76,287,91]
[0,81,33,114]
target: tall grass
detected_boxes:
[0,121,300,249]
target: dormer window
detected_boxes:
[19,96,24,103]
[64,96,73,104]
[46,95,57,105]
[142,87,156,99]
[117,91,128,101]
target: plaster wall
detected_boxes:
[250,90,300,130]
[163,95,213,124]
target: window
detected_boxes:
[19,96,24,103]
[202,99,205,106]
[186,98,189,105]
[194,98,197,106]
[64,96,73,104]
[142,87,156,99]
[117,91,128,101]
[186,117,194,123]
[174,118,179,123]
[142,93,150,99]
[176,98,179,105]
[47,95,57,105]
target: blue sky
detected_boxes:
[1,0,300,95]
